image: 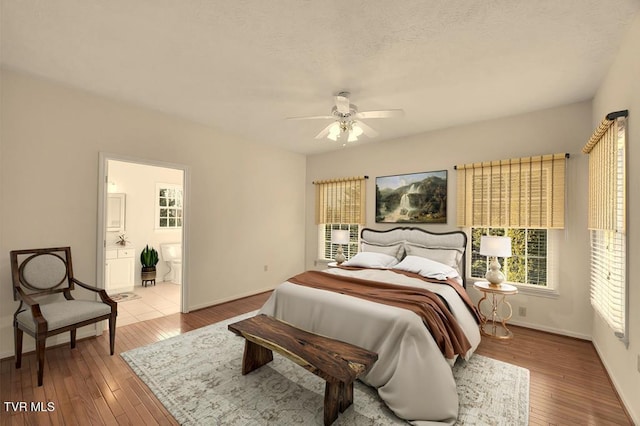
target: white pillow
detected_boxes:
[404,244,462,268]
[392,255,460,281]
[342,252,399,269]
[361,242,405,261]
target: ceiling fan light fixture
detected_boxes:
[327,122,341,141]
[294,92,403,144]
[351,123,363,137]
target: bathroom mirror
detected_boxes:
[107,193,126,232]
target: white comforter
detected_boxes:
[258,267,481,426]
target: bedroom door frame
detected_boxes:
[97,152,190,315]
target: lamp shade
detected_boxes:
[331,229,350,264]
[479,236,512,257]
[331,229,350,245]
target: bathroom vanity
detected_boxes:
[105,246,135,294]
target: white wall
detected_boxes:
[591,12,640,424]
[107,160,183,285]
[306,101,594,339]
[0,70,306,358]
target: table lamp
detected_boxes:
[479,235,512,287]
[331,229,350,264]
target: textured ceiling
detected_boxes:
[2,0,639,154]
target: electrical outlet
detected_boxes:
[518,307,527,317]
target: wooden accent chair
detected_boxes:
[10,247,117,386]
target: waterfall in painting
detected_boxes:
[399,184,419,209]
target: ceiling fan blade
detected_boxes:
[356,109,404,119]
[334,92,351,115]
[356,120,378,137]
[314,122,336,139]
[286,115,335,120]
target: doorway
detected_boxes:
[97,153,189,327]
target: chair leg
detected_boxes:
[36,335,46,387]
[109,315,116,355]
[14,326,23,369]
[70,329,76,349]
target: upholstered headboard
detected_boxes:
[361,227,468,287]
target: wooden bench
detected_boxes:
[228,314,378,425]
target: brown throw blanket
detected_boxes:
[389,269,481,323]
[287,270,474,359]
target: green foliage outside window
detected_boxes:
[471,227,547,286]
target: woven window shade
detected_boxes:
[583,116,626,232]
[314,176,366,225]
[456,153,567,228]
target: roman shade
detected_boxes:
[456,153,567,229]
[583,110,628,339]
[314,176,366,225]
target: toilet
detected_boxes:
[160,243,182,285]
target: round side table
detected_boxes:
[473,281,518,339]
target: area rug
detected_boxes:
[121,312,529,425]
[110,292,141,302]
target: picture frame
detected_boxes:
[375,170,447,223]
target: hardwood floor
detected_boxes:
[1,292,633,425]
[476,325,633,425]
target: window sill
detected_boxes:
[468,278,559,299]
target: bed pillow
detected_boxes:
[342,252,399,269]
[392,255,460,281]
[404,244,462,269]
[361,242,405,261]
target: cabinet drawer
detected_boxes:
[118,248,135,258]
[105,250,117,260]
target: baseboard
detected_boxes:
[592,340,639,425]
[507,319,592,341]
[0,326,101,361]
[188,286,276,312]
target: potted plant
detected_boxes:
[116,232,129,246]
[140,245,159,287]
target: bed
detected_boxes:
[258,227,481,425]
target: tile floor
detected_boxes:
[116,281,181,327]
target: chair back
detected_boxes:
[10,247,75,301]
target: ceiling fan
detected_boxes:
[287,91,404,143]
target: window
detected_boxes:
[470,227,548,287]
[318,224,360,261]
[156,183,183,229]
[457,153,566,292]
[314,176,366,261]
[583,111,627,339]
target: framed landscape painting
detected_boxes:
[375,170,447,223]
